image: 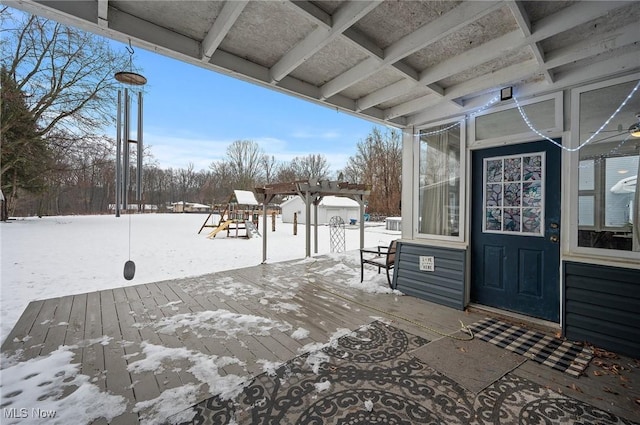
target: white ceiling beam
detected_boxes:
[97,0,108,28]
[397,60,539,119]
[285,0,448,103]
[361,30,524,110]
[384,95,440,120]
[285,0,332,28]
[104,8,200,58]
[270,1,380,83]
[544,22,640,69]
[356,79,415,111]
[358,0,629,111]
[507,1,553,84]
[532,1,629,41]
[201,0,248,61]
[447,60,540,100]
[406,47,640,127]
[518,50,640,100]
[320,1,501,99]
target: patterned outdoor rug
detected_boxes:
[468,317,593,377]
[167,320,635,424]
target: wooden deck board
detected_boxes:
[99,289,139,425]
[1,299,44,352]
[166,282,276,370]
[21,297,60,359]
[82,291,106,391]
[5,256,633,425]
[112,287,160,404]
[40,295,74,356]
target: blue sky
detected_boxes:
[122,44,384,173]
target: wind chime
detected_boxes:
[114,40,147,280]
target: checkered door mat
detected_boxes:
[468,318,593,377]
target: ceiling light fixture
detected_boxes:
[500,86,513,101]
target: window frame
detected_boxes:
[413,117,466,243]
[568,73,640,260]
[481,151,546,237]
[469,92,562,149]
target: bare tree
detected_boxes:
[209,161,235,204]
[274,162,299,183]
[342,127,401,216]
[2,10,130,142]
[260,154,278,185]
[292,154,331,180]
[225,140,265,190]
[1,8,133,216]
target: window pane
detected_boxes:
[577,79,639,251]
[418,125,461,236]
[475,99,555,140]
[605,156,638,227]
[579,160,594,190]
[481,153,545,236]
[578,196,595,226]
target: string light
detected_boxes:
[412,79,638,158]
[415,96,500,137]
[513,80,640,153]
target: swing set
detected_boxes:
[198,190,261,239]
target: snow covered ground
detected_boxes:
[0,213,398,345]
[0,213,399,424]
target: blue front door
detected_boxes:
[471,140,561,322]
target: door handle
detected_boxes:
[550,234,559,243]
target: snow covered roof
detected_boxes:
[281,195,359,208]
[234,190,258,206]
[320,196,360,208]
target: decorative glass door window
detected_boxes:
[483,152,545,235]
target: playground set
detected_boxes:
[198,190,261,239]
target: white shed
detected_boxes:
[281,196,361,225]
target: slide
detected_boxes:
[207,220,232,238]
[245,220,261,238]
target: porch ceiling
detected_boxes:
[8,0,640,128]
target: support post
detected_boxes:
[359,199,365,249]
[305,191,311,257]
[262,198,267,263]
[313,198,319,254]
[354,195,365,250]
[272,211,276,232]
[293,213,297,235]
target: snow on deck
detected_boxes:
[0,255,468,425]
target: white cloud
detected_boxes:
[145,130,352,173]
[291,130,341,139]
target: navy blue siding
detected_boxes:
[393,242,466,310]
[563,262,640,358]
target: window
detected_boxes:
[576,78,640,252]
[417,122,463,238]
[482,153,545,236]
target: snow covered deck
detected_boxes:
[1,255,475,424]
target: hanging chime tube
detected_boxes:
[115,90,122,217]
[137,91,143,204]
[123,88,130,210]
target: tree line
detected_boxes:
[0,8,401,219]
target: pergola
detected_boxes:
[255,179,370,261]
